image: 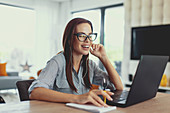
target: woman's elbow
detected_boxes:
[116,85,124,91]
[29,91,35,100]
[29,88,39,100]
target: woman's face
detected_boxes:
[73,23,92,56]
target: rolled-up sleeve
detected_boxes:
[28,59,59,94]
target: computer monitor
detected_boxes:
[131,24,170,61]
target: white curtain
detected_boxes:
[34,0,72,71]
[33,0,59,70]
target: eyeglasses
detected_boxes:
[74,33,97,42]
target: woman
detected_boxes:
[29,18,123,107]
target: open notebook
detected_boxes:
[66,103,116,113]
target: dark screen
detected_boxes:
[131,25,170,61]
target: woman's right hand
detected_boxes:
[74,89,114,107]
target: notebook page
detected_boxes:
[66,103,116,113]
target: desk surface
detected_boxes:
[1,92,170,113]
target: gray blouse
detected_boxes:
[28,52,114,95]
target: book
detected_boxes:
[66,103,116,113]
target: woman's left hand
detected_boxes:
[90,44,107,59]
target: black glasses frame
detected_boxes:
[74,33,97,42]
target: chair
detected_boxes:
[0,96,5,103]
[16,79,34,101]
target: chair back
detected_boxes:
[0,96,5,103]
[16,79,34,101]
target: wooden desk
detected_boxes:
[0,92,170,113]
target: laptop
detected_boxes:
[107,55,169,107]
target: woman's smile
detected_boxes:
[81,44,90,50]
[73,23,92,56]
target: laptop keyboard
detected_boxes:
[111,90,129,102]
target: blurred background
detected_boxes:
[1,0,170,103]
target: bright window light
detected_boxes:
[104,6,124,75]
[0,4,36,71]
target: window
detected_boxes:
[72,4,124,75]
[104,7,124,75]
[0,4,36,72]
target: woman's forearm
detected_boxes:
[29,87,112,107]
[30,87,77,103]
[99,56,124,90]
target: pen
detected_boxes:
[103,90,107,103]
[103,89,111,103]
[103,77,107,103]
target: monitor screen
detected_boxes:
[131,24,170,61]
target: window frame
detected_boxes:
[0,2,34,10]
